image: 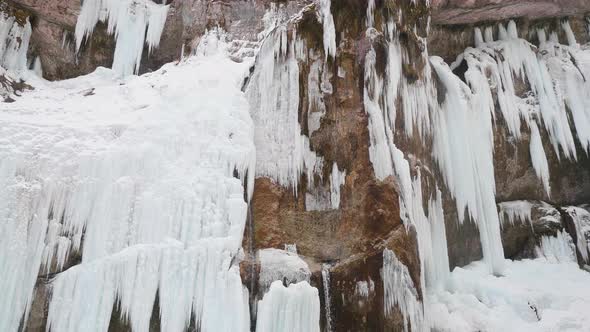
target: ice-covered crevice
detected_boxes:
[255,280,321,332]
[246,21,323,193]
[258,248,311,293]
[535,230,577,263]
[0,32,255,332]
[382,249,425,332]
[75,0,169,76]
[0,11,32,74]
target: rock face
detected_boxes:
[3,0,590,331]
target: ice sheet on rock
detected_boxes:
[535,230,576,263]
[255,280,320,332]
[75,0,169,76]
[0,33,255,332]
[258,248,311,293]
[382,249,424,332]
[246,22,323,192]
[427,259,590,332]
[329,163,346,209]
[564,206,590,264]
[0,11,31,74]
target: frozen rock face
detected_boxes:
[3,0,590,331]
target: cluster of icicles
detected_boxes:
[2,0,590,331]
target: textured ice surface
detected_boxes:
[258,248,311,292]
[0,11,31,74]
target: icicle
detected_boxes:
[321,264,333,332]
[255,281,321,332]
[316,0,336,59]
[329,163,346,209]
[484,26,494,43]
[75,0,170,76]
[430,56,506,275]
[498,201,533,227]
[382,249,424,332]
[529,122,551,195]
[366,0,376,28]
[474,28,484,47]
[561,20,578,48]
[355,279,375,298]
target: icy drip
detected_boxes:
[0,12,32,73]
[321,264,333,332]
[355,278,375,298]
[255,281,321,332]
[564,207,590,264]
[0,33,255,332]
[246,23,323,192]
[75,0,169,76]
[382,249,424,332]
[561,20,578,48]
[535,230,577,263]
[308,53,327,135]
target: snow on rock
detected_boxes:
[427,258,590,331]
[0,11,31,74]
[75,0,169,76]
[246,19,323,193]
[0,32,254,332]
[255,280,321,332]
[258,248,311,292]
[382,249,425,332]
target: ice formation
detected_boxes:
[316,0,336,59]
[255,281,321,332]
[0,11,31,73]
[382,249,424,332]
[0,32,254,332]
[258,248,311,292]
[498,201,534,227]
[564,207,590,264]
[329,163,346,209]
[535,230,577,263]
[75,0,170,76]
[246,18,323,192]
